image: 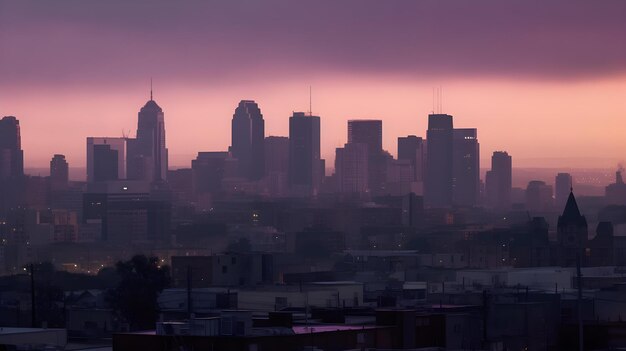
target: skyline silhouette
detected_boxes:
[1,1,626,168]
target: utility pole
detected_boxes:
[30,264,36,328]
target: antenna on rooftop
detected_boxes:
[150,77,153,100]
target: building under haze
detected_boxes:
[49,154,69,191]
[335,143,369,194]
[485,151,512,210]
[425,114,454,207]
[398,135,425,183]
[525,180,553,213]
[264,136,289,196]
[86,137,126,182]
[0,116,24,179]
[288,112,322,196]
[347,120,388,195]
[452,128,479,207]
[555,173,572,209]
[231,100,265,181]
[127,94,168,182]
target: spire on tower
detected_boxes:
[150,78,153,100]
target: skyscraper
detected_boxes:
[289,112,321,196]
[0,116,24,179]
[425,114,453,207]
[127,93,168,182]
[49,154,69,190]
[86,137,126,182]
[93,144,119,182]
[264,136,289,196]
[397,135,425,182]
[452,128,479,207]
[347,120,387,194]
[485,151,512,210]
[335,143,369,194]
[231,100,265,181]
[555,173,573,209]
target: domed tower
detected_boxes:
[127,89,168,182]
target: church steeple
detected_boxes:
[561,190,582,221]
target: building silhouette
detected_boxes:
[555,173,572,209]
[452,128,479,207]
[264,136,289,196]
[485,151,512,210]
[87,137,126,182]
[335,143,369,194]
[288,112,321,196]
[0,116,24,179]
[231,100,265,181]
[525,180,553,213]
[93,145,119,182]
[605,168,626,205]
[557,191,587,267]
[347,120,388,195]
[397,135,425,183]
[425,114,453,207]
[127,94,168,182]
[49,154,69,191]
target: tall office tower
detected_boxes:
[555,173,573,209]
[49,154,69,190]
[0,116,24,179]
[425,114,454,207]
[335,143,369,194]
[525,180,554,212]
[86,137,126,182]
[452,128,480,207]
[127,93,168,182]
[485,151,513,210]
[347,120,388,194]
[264,136,289,196]
[398,135,425,182]
[231,100,265,181]
[289,112,321,196]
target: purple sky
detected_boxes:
[1,0,626,171]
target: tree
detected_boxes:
[106,255,171,331]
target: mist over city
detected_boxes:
[1,1,626,350]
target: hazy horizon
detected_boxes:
[2,0,626,169]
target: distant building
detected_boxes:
[49,154,69,191]
[397,135,425,183]
[0,116,24,179]
[525,180,553,213]
[288,112,322,196]
[82,180,170,243]
[86,137,126,182]
[605,168,626,205]
[264,136,289,196]
[335,143,369,194]
[485,151,512,210]
[191,152,238,195]
[555,173,572,209]
[231,100,265,181]
[127,94,168,182]
[348,120,388,195]
[452,128,479,207]
[425,114,454,207]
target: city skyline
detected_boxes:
[2,0,626,169]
